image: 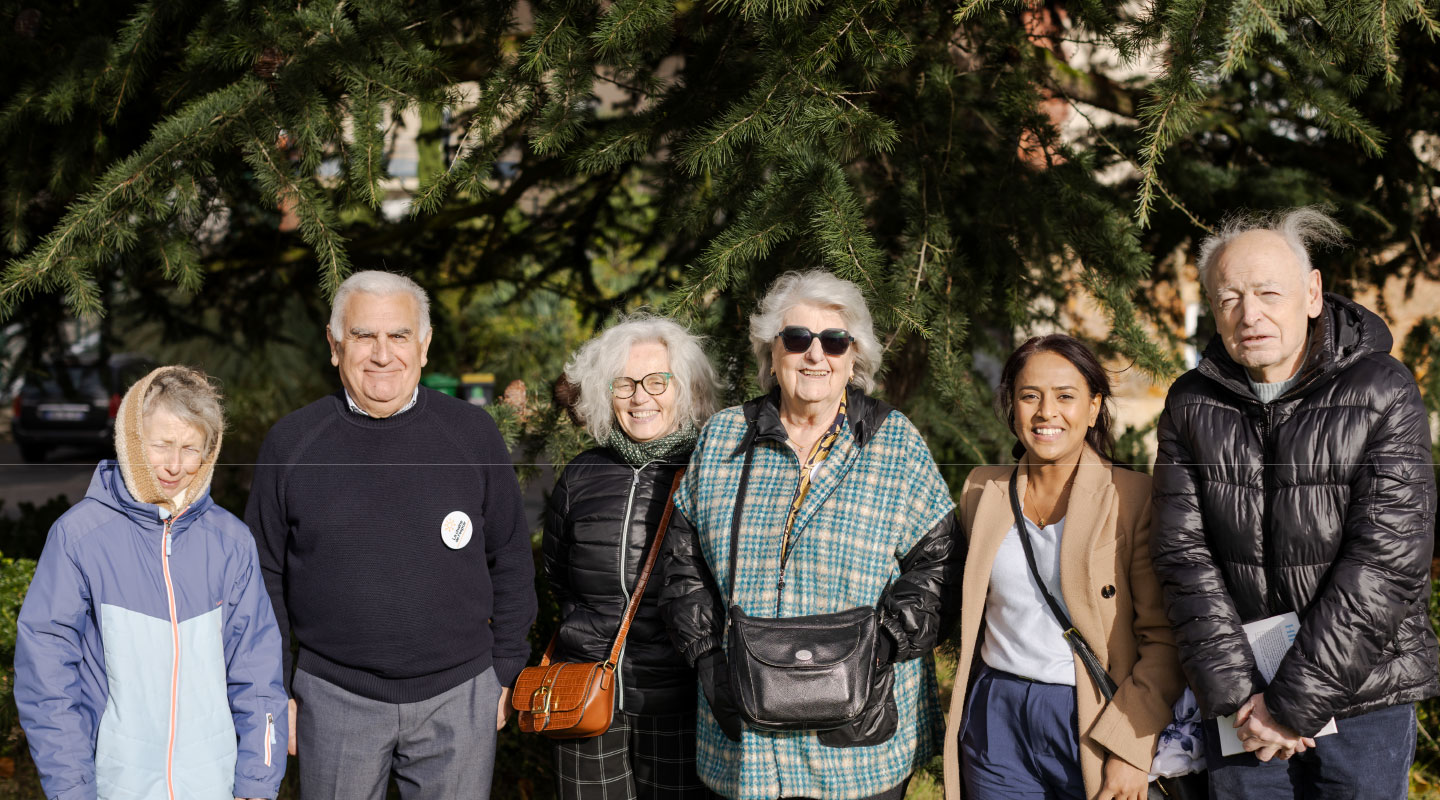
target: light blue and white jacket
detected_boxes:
[15,461,287,800]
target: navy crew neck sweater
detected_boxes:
[245,388,537,703]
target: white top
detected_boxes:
[979,513,1077,685]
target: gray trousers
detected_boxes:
[293,667,501,800]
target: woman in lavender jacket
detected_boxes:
[15,366,287,800]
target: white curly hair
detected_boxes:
[748,270,881,393]
[563,313,721,442]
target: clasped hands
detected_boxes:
[1234,693,1317,762]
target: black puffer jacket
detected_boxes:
[1152,293,1439,736]
[542,447,694,715]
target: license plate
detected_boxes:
[38,404,89,421]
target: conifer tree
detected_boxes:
[4,2,1440,794]
[1,0,1436,475]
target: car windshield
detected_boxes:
[29,367,108,397]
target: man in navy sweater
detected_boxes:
[245,270,537,800]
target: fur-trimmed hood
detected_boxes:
[113,366,221,514]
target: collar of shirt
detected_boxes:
[344,386,420,418]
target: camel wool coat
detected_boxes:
[942,447,1184,800]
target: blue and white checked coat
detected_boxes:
[663,389,957,799]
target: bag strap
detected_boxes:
[604,466,688,667]
[726,445,758,610]
[1007,466,1119,701]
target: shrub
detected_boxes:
[0,554,38,760]
[0,497,69,562]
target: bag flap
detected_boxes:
[511,662,608,714]
[730,606,875,668]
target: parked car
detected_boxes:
[10,354,155,463]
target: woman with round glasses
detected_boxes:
[543,313,722,799]
[659,270,960,800]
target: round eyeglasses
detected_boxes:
[610,372,673,399]
[776,326,854,356]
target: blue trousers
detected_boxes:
[1204,702,1417,800]
[961,666,1087,800]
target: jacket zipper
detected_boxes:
[1256,405,1279,615]
[160,508,185,800]
[613,462,653,713]
[264,712,275,768]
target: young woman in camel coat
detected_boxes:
[942,335,1184,800]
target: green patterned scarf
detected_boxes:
[605,420,699,466]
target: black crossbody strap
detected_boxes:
[1007,466,1118,701]
[726,445,758,610]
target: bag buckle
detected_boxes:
[530,685,553,729]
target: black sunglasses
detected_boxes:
[776,326,855,356]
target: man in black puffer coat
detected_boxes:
[1152,207,1438,800]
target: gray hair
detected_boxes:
[142,366,225,457]
[749,270,881,393]
[1196,206,1345,289]
[329,270,432,340]
[564,313,721,442]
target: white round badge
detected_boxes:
[441,511,473,550]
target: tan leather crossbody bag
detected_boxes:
[513,468,685,738]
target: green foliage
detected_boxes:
[1112,422,1157,474]
[5,0,1438,478]
[0,554,37,759]
[2,3,1440,791]
[1417,579,1440,789]
[0,497,71,562]
[1402,317,1440,414]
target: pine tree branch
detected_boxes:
[1222,0,1289,76]
[0,80,265,318]
[1047,78,1214,233]
[1135,71,1201,227]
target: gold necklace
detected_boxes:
[1025,465,1076,527]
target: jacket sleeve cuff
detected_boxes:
[52,781,99,800]
[1262,683,1330,738]
[492,655,528,688]
[232,776,280,799]
[681,636,721,667]
[1088,696,1167,772]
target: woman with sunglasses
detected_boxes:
[940,335,1184,800]
[659,270,960,799]
[543,313,722,799]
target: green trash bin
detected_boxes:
[459,372,496,406]
[421,372,460,397]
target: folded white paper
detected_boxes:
[1217,612,1338,756]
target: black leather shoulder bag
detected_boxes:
[724,445,878,732]
[1006,467,1207,800]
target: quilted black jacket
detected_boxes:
[1152,293,1439,736]
[542,447,694,715]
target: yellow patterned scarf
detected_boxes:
[779,394,847,560]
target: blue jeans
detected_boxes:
[961,666,1087,800]
[1205,702,1417,800]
